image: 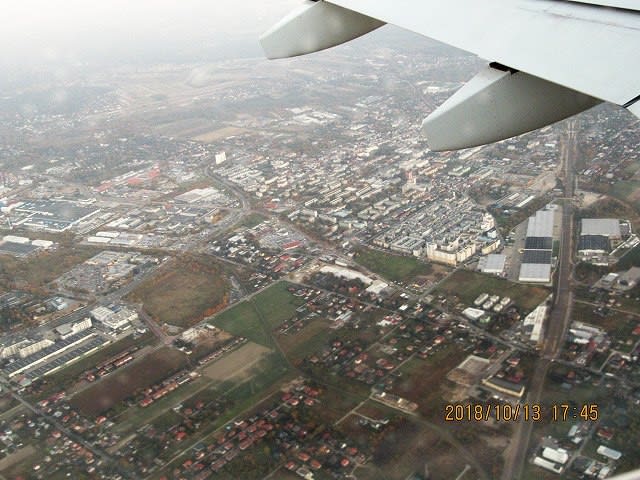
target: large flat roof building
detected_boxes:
[519,263,552,283]
[581,218,621,239]
[478,254,506,275]
[526,209,555,238]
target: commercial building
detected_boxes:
[54,318,92,340]
[578,218,628,264]
[523,305,547,344]
[4,330,96,378]
[91,306,137,331]
[519,206,556,284]
[11,199,100,232]
[596,445,622,461]
[478,254,506,275]
[519,263,552,284]
[581,218,622,239]
[481,376,525,399]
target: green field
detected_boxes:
[354,248,433,283]
[251,281,306,328]
[611,181,640,210]
[616,244,640,269]
[278,317,333,363]
[435,270,550,312]
[211,301,271,346]
[211,281,305,346]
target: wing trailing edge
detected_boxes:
[422,65,601,151]
[261,0,639,150]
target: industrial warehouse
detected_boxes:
[518,205,558,284]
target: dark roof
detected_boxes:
[578,235,610,253]
[524,236,553,250]
[522,250,552,264]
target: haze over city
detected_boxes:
[0,2,639,480]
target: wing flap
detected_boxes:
[422,66,601,151]
[328,0,640,107]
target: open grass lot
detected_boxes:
[616,244,640,269]
[202,342,272,381]
[354,248,435,283]
[0,446,39,479]
[210,300,272,347]
[611,181,640,211]
[239,212,267,229]
[277,317,333,364]
[127,255,229,329]
[391,345,468,421]
[435,270,550,312]
[0,245,98,291]
[338,411,486,480]
[251,281,306,328]
[211,281,306,347]
[71,347,188,417]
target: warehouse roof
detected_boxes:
[581,218,621,238]
[578,235,610,253]
[526,210,555,238]
[522,250,552,264]
[525,236,553,250]
[519,263,552,283]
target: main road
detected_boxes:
[501,121,578,480]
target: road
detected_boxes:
[501,120,578,480]
[0,376,135,479]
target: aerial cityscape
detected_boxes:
[1,4,640,480]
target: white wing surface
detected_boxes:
[261,0,640,150]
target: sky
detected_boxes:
[1,0,301,70]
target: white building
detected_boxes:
[478,254,506,275]
[55,318,92,339]
[215,152,227,165]
[18,339,54,358]
[91,306,114,323]
[3,235,30,244]
[542,446,569,465]
[597,445,622,460]
[91,306,137,330]
[526,209,556,238]
[581,218,622,239]
[519,263,552,283]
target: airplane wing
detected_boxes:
[260,0,640,150]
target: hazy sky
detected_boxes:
[1,0,301,69]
